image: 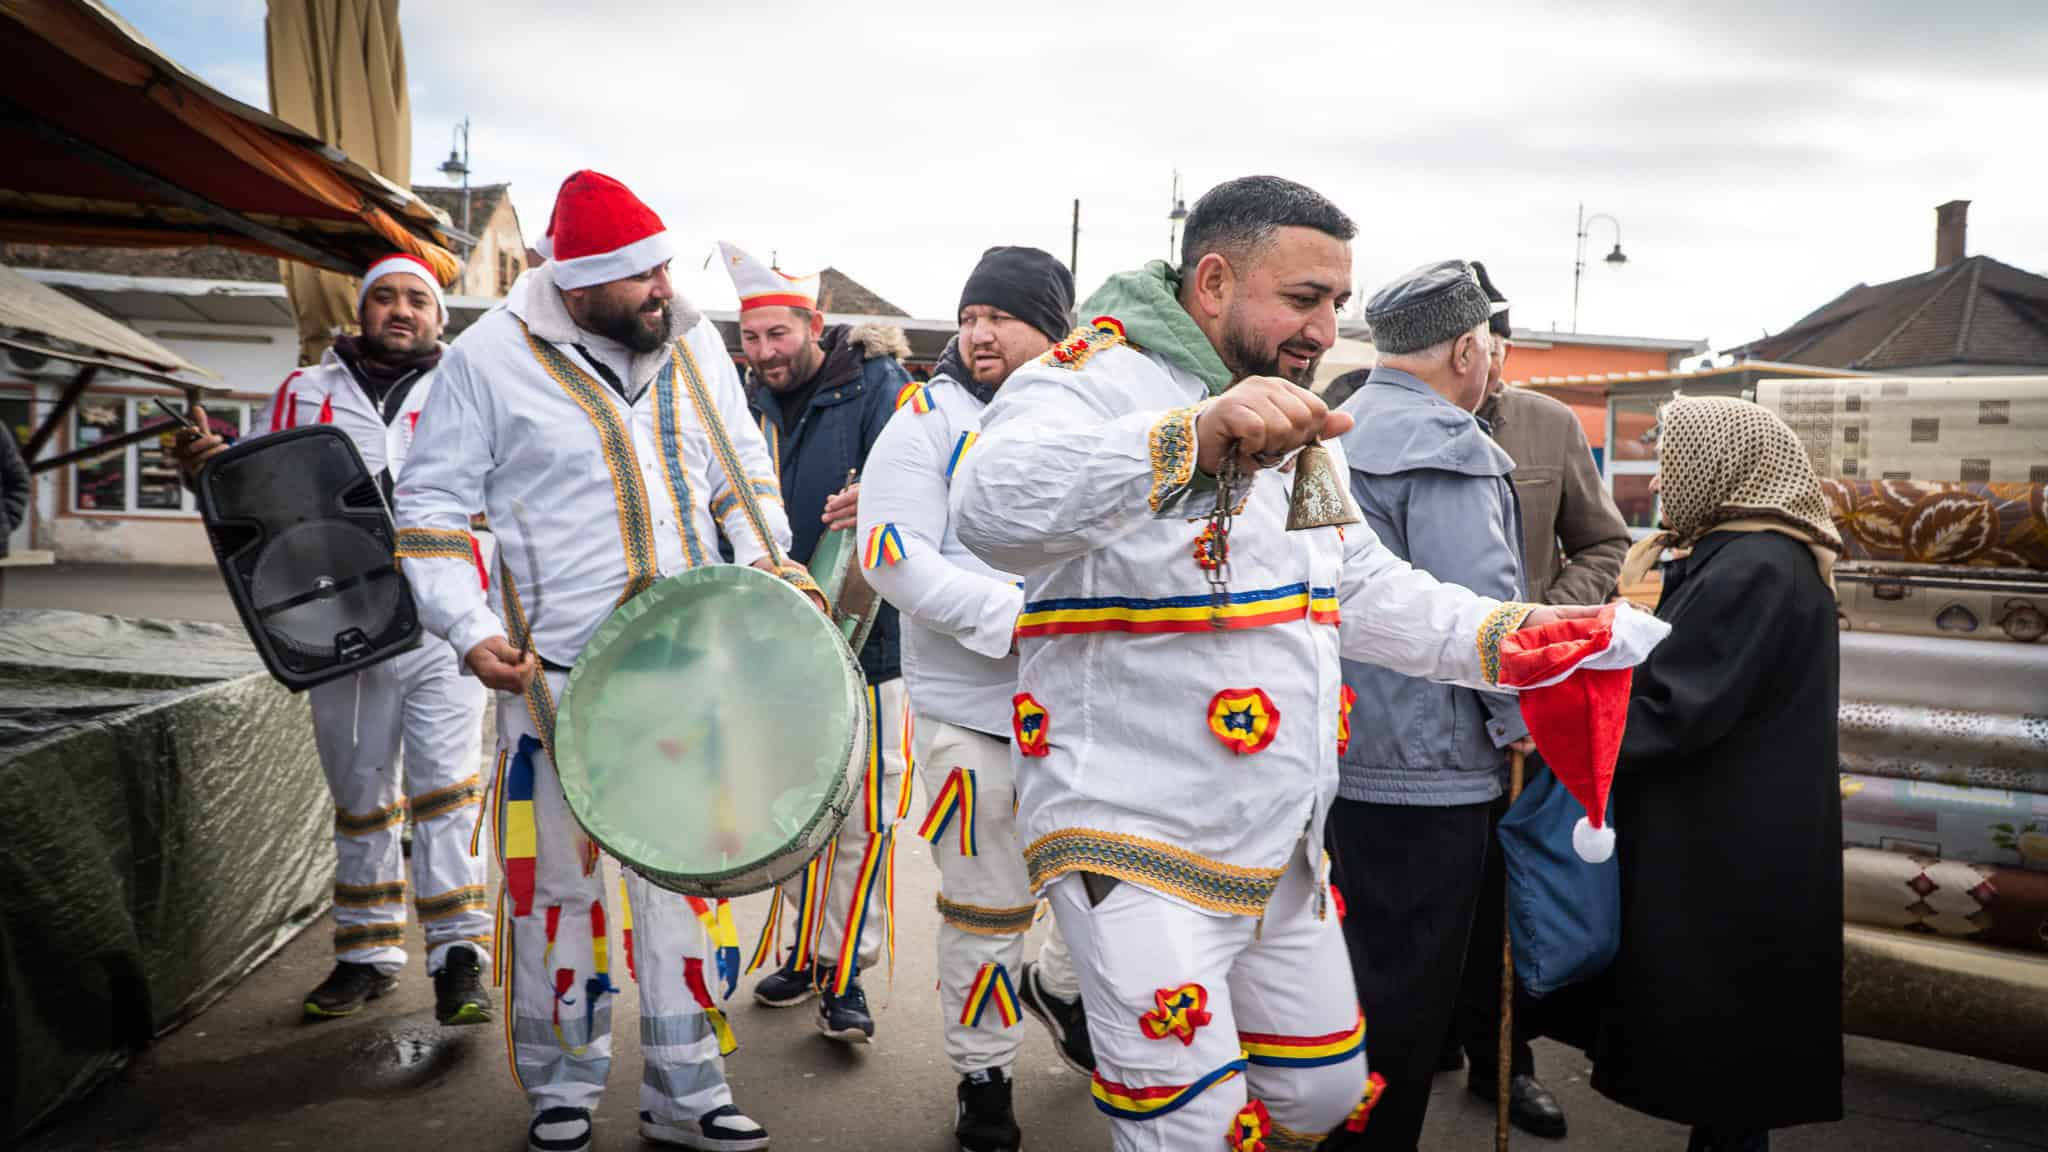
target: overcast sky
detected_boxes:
[115,0,2048,353]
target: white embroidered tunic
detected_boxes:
[950,326,1531,917]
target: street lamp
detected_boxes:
[1572,202,1627,333]
[1167,170,1188,264]
[437,118,472,246]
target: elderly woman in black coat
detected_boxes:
[1593,396,1844,1152]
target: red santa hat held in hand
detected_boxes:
[535,170,675,290]
[1497,602,1671,863]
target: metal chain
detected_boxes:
[1205,443,1238,629]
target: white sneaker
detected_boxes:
[640,1105,770,1151]
[529,1106,591,1152]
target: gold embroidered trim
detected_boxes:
[1265,1122,1325,1151]
[1040,322,1124,371]
[394,527,474,560]
[522,325,658,604]
[416,885,490,922]
[1148,406,1200,513]
[650,349,707,568]
[496,559,558,751]
[677,341,780,564]
[335,801,406,837]
[333,881,408,908]
[1024,828,1284,917]
[334,922,406,952]
[935,895,1039,937]
[1476,601,1538,685]
[409,775,484,823]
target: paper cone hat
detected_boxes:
[719,241,820,312]
[1497,602,1670,862]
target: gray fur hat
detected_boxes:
[1365,260,1493,355]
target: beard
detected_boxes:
[586,294,672,354]
[1220,311,1320,387]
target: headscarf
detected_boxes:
[1619,395,1843,593]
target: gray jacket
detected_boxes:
[1334,368,1527,805]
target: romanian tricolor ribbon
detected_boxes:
[1228,1098,1273,1152]
[1337,684,1357,756]
[685,957,740,1055]
[503,735,541,917]
[831,831,890,996]
[960,962,1020,1029]
[1208,687,1281,755]
[863,523,906,569]
[745,886,784,975]
[894,381,932,413]
[789,844,835,974]
[946,431,977,479]
[1139,983,1213,1046]
[1090,1059,1244,1120]
[687,896,742,999]
[862,683,885,834]
[1092,314,1126,339]
[619,878,636,981]
[917,767,978,857]
[1237,1011,1367,1068]
[896,700,917,819]
[1345,1073,1389,1133]
[1012,693,1050,758]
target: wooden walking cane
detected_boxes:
[1496,746,1527,1151]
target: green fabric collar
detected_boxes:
[1080,261,1232,396]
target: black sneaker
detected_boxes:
[434,944,492,1026]
[303,960,399,1019]
[955,1068,1021,1152]
[752,951,818,1008]
[640,1105,769,1151]
[1017,961,1094,1074]
[816,969,874,1043]
[529,1105,591,1152]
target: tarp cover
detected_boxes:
[0,609,331,1140]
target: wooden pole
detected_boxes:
[1070,198,1081,279]
[1497,746,1527,1151]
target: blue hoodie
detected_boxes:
[1333,367,1528,806]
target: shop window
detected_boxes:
[71,395,250,516]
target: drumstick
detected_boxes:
[510,497,541,664]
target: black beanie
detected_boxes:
[959,246,1075,342]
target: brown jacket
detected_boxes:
[1478,384,1630,604]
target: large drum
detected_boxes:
[552,565,867,898]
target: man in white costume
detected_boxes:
[856,246,1093,1152]
[174,254,494,1028]
[395,171,795,1152]
[949,176,1600,1152]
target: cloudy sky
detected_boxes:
[113,0,2048,353]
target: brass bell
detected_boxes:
[1285,441,1362,531]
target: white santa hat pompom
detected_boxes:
[1573,816,1616,864]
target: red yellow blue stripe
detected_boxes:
[503,735,540,917]
[961,961,1021,1029]
[745,885,784,975]
[685,957,740,1055]
[896,699,917,819]
[687,896,741,999]
[619,878,636,982]
[1091,1059,1245,1119]
[863,523,906,569]
[946,431,977,479]
[917,767,977,856]
[831,832,890,995]
[862,683,884,833]
[1016,584,1340,637]
[894,381,932,413]
[1237,1012,1366,1068]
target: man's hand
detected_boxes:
[753,556,829,615]
[171,405,229,476]
[466,636,538,694]
[1194,376,1355,478]
[821,483,860,532]
[1510,737,1538,758]
[1520,604,1604,631]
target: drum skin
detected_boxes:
[554,565,867,898]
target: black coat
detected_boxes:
[745,324,908,683]
[1592,530,1843,1131]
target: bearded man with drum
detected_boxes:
[396,171,791,1152]
[856,246,1093,1152]
[173,254,494,1029]
[950,176,1599,1152]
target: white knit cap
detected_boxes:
[358,254,447,323]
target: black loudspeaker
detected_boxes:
[196,425,421,690]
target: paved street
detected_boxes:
[13,565,2048,1150]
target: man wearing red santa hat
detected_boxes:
[175,253,495,1030]
[396,171,796,1152]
